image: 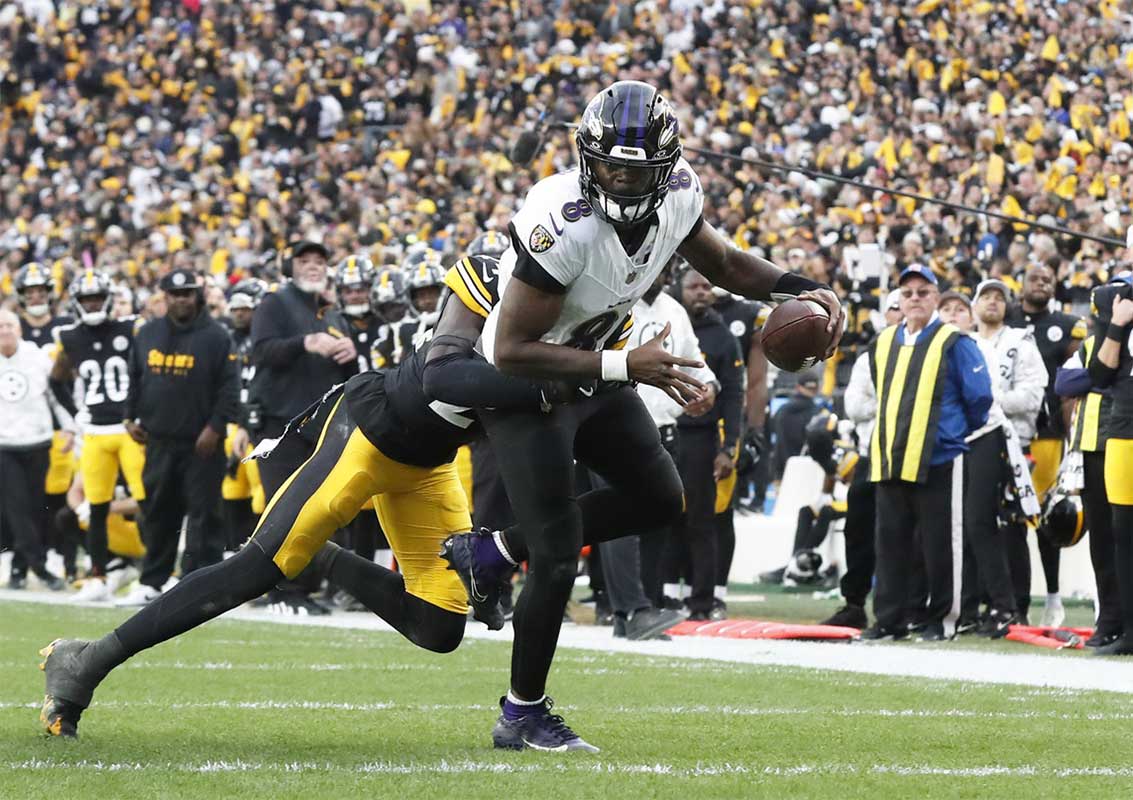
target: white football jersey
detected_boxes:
[482,157,704,363]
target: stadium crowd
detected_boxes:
[4,0,1133,647]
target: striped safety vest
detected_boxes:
[1070,335,1111,453]
[869,321,961,484]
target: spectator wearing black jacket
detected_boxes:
[672,269,744,620]
[122,270,238,604]
[246,241,357,614]
[772,373,822,478]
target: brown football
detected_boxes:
[760,299,832,372]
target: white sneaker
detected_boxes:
[1041,593,1065,628]
[114,583,161,607]
[105,564,140,594]
[72,576,110,603]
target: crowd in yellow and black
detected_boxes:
[3,0,1133,645]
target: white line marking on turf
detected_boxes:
[4,589,1133,694]
[6,759,1133,778]
[5,699,1133,722]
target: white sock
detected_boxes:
[493,531,519,566]
[679,584,692,600]
[663,583,680,599]
[374,549,393,570]
[506,690,545,706]
[714,585,727,601]
[1046,592,1063,608]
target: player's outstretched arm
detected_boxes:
[679,219,845,358]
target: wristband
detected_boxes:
[1106,323,1129,342]
[770,272,826,302]
[601,350,630,382]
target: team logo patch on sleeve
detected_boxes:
[528,224,555,254]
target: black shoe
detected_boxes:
[758,566,786,585]
[34,569,65,592]
[1094,635,1133,656]
[595,608,615,626]
[440,531,505,631]
[687,610,711,622]
[954,616,981,636]
[976,609,1016,640]
[8,572,27,590]
[917,622,947,642]
[621,608,681,641]
[659,596,684,611]
[491,696,600,753]
[1085,628,1122,648]
[860,624,909,642]
[821,603,868,629]
[39,639,98,737]
[709,599,728,621]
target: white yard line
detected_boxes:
[5,758,1133,778]
[4,589,1133,694]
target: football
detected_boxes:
[760,299,832,372]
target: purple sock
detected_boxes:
[503,696,546,720]
[473,532,511,575]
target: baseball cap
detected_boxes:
[897,263,939,286]
[885,289,902,311]
[159,269,203,292]
[974,279,1012,301]
[291,240,331,260]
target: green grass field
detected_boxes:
[3,600,1133,799]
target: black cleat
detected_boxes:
[976,609,1016,640]
[491,697,600,753]
[39,639,96,737]
[821,603,868,629]
[619,607,682,641]
[1094,635,1133,657]
[1085,628,1122,648]
[440,531,505,631]
[860,624,909,642]
[917,622,948,642]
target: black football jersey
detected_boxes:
[1006,306,1087,438]
[55,319,137,425]
[346,315,385,373]
[22,314,74,350]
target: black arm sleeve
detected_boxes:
[422,348,547,411]
[124,328,143,421]
[50,377,77,417]
[1087,327,1127,389]
[716,331,745,453]
[508,222,567,295]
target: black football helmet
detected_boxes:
[403,250,446,323]
[1039,492,1087,548]
[576,80,682,229]
[468,230,509,259]
[68,269,114,326]
[228,279,267,310]
[14,262,55,316]
[336,254,377,317]
[372,267,410,323]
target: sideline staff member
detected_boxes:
[864,265,993,641]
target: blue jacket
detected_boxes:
[894,317,993,466]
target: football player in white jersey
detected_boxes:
[443,80,844,753]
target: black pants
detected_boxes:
[670,426,718,614]
[138,438,224,590]
[874,458,963,634]
[0,446,50,575]
[579,468,652,617]
[714,507,735,589]
[470,437,515,531]
[481,387,683,700]
[640,424,680,606]
[840,457,876,608]
[223,498,257,553]
[1084,450,1120,635]
[960,430,1017,619]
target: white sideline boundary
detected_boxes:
[4,590,1133,694]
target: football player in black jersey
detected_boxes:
[221,280,267,552]
[51,270,146,603]
[336,254,382,372]
[374,250,446,368]
[1005,264,1087,625]
[468,230,510,259]
[15,262,73,349]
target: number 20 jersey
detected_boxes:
[54,319,136,428]
[481,157,704,363]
